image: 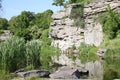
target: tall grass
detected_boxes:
[40,45,60,70]
[0,37,26,72]
[102,38,120,80]
[26,40,41,69]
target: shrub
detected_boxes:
[70,4,85,28]
[104,48,120,80]
[98,5,120,39]
[79,42,98,63]
[41,29,52,46]
[26,40,41,69]
[0,37,26,72]
[40,45,60,69]
[0,18,8,30]
[102,38,120,80]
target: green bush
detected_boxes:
[26,40,41,69]
[0,37,26,72]
[70,4,85,28]
[79,42,98,63]
[9,10,53,41]
[0,18,8,30]
[104,48,120,80]
[41,29,52,46]
[40,45,60,69]
[101,38,120,80]
[98,5,120,39]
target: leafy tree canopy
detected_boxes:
[0,18,8,30]
[8,11,34,40]
[98,5,120,39]
[52,0,92,7]
[8,10,53,40]
[52,0,65,6]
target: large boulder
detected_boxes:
[85,61,103,79]
[15,70,50,78]
[50,66,89,79]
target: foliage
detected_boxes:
[104,48,120,80]
[40,45,60,70]
[52,0,92,7]
[40,29,59,69]
[70,4,85,28]
[79,43,98,63]
[39,28,60,70]
[9,10,53,40]
[68,0,91,4]
[41,29,52,45]
[0,37,26,72]
[98,5,120,39]
[0,71,12,80]
[0,18,8,30]
[102,38,120,80]
[0,9,56,74]
[32,10,53,30]
[52,0,65,7]
[8,11,34,40]
[29,25,42,39]
[26,40,41,69]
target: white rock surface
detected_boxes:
[50,0,120,51]
[0,30,12,41]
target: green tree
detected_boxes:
[9,11,34,40]
[98,5,120,39]
[53,0,91,7]
[29,10,53,39]
[33,10,53,29]
[0,18,8,30]
[52,0,65,6]
[68,0,78,3]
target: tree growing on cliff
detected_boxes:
[52,0,91,7]
[52,0,65,7]
[98,5,120,39]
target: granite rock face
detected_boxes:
[50,0,120,51]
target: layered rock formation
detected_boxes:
[49,0,120,79]
[50,4,84,51]
[84,0,120,46]
[50,0,120,51]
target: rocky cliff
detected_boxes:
[49,1,120,79]
[50,0,120,51]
